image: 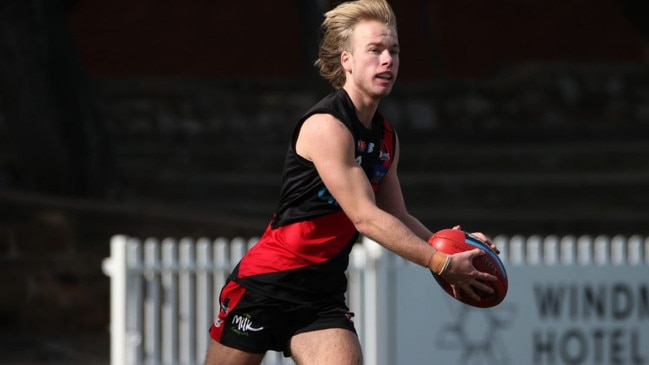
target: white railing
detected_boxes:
[103,234,649,365]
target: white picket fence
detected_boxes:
[102,234,649,365]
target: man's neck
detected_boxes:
[343,86,379,128]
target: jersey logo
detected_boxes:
[357,140,375,153]
[357,140,367,152]
[220,297,231,314]
[318,187,339,206]
[231,313,264,335]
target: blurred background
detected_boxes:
[0,0,647,363]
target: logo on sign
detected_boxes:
[436,300,516,364]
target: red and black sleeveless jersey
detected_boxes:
[229,89,397,303]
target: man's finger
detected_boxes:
[462,285,482,302]
[472,280,494,294]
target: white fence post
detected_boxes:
[196,238,214,361]
[179,238,197,365]
[559,235,576,265]
[105,235,127,365]
[126,238,143,364]
[360,237,391,365]
[143,238,161,364]
[161,238,179,363]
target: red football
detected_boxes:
[428,228,508,308]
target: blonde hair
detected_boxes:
[315,0,397,89]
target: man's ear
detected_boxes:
[341,50,352,72]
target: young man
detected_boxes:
[204,1,499,364]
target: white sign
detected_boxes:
[389,265,649,365]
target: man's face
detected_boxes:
[343,19,400,99]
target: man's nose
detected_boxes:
[381,51,393,66]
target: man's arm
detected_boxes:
[296,114,496,300]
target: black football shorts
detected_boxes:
[208,280,357,356]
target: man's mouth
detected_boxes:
[376,72,393,80]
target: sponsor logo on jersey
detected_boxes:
[357,140,367,152]
[357,140,375,154]
[371,165,388,186]
[220,297,231,314]
[318,187,339,206]
[231,313,264,336]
